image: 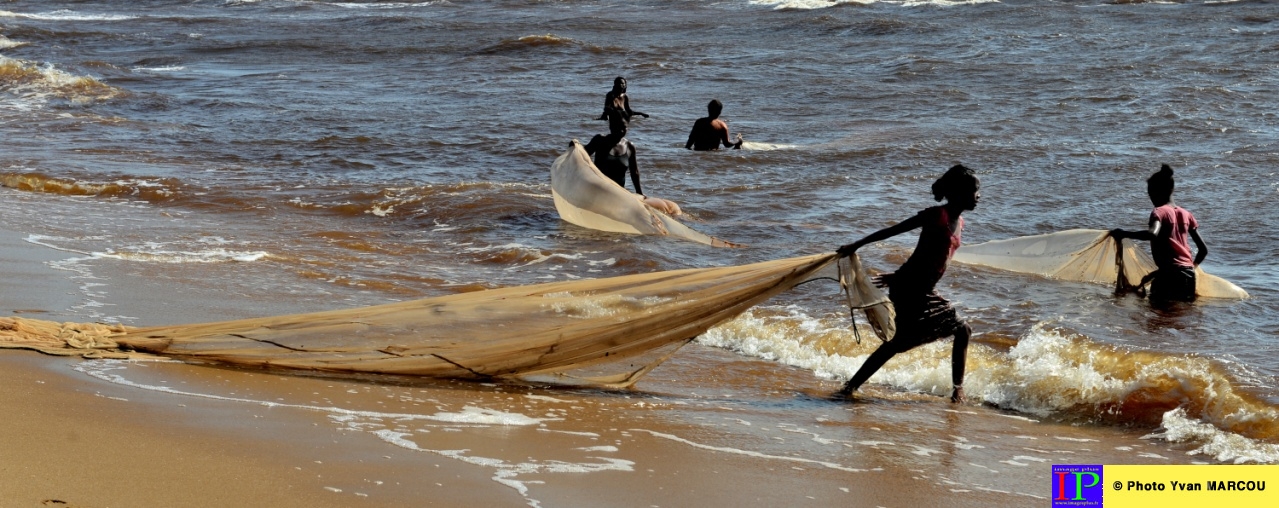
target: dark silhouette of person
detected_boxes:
[598,77,647,123]
[685,99,742,150]
[584,109,643,195]
[835,165,981,403]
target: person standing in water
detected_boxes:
[598,76,648,123]
[835,164,980,403]
[1110,164,1207,304]
[584,109,643,196]
[685,99,743,151]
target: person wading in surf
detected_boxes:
[584,109,643,196]
[598,76,648,123]
[835,164,979,403]
[685,99,743,151]
[1110,164,1207,304]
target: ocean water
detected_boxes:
[3,0,1278,503]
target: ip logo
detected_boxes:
[1052,464,1103,507]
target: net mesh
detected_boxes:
[2,254,845,387]
[952,229,1248,299]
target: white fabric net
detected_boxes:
[953,229,1247,299]
[550,140,739,247]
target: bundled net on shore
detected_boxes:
[3,253,886,387]
[953,229,1248,299]
[551,140,739,247]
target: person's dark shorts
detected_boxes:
[887,290,966,351]
[1150,266,1197,303]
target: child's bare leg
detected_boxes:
[838,342,900,398]
[950,323,971,403]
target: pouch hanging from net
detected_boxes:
[837,254,896,344]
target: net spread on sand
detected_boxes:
[953,229,1248,299]
[0,318,137,358]
[551,140,739,247]
[2,253,856,387]
[2,230,1246,386]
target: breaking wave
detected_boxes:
[701,310,1279,462]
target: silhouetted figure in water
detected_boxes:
[599,76,647,123]
[685,99,743,151]
[1110,164,1207,305]
[835,164,980,403]
[584,109,642,196]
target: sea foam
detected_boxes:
[701,309,1279,461]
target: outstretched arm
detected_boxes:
[836,214,925,257]
[624,96,647,118]
[1110,229,1154,241]
[718,123,743,149]
[725,131,742,149]
[1189,228,1207,266]
[1112,212,1162,241]
[1111,223,1157,242]
[717,123,737,150]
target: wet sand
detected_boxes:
[0,229,510,507]
[1,228,1187,507]
[0,353,361,508]
[0,230,350,507]
[0,352,1004,507]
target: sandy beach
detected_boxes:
[0,354,365,508]
[0,229,354,507]
[0,228,518,507]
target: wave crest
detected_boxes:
[1153,408,1279,464]
[984,323,1279,443]
[0,172,181,201]
[480,34,613,55]
[0,35,29,49]
[701,312,1279,457]
[0,56,125,104]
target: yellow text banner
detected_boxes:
[1104,465,1275,508]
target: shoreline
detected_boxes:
[0,229,502,506]
[0,230,355,506]
[0,226,1206,507]
[0,230,84,322]
[3,351,1013,507]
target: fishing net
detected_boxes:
[551,140,739,247]
[952,229,1248,299]
[836,255,895,343]
[0,318,138,359]
[3,253,872,387]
